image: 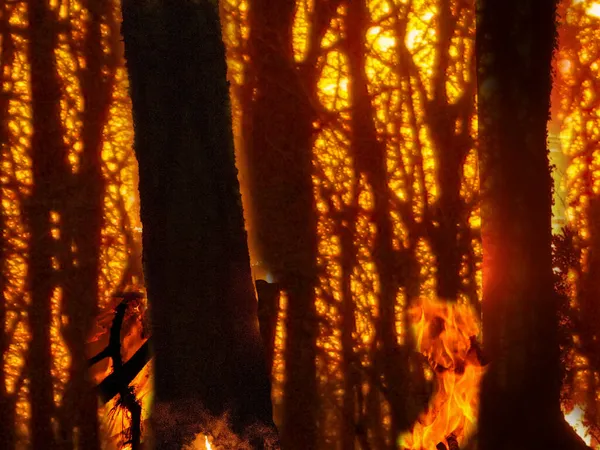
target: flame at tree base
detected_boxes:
[182,434,213,450]
[400,297,486,450]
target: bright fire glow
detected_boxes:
[553,0,600,445]
[1,0,598,447]
[586,3,600,17]
[401,297,484,449]
[1,0,143,447]
[564,405,594,447]
[221,0,480,447]
[182,433,213,450]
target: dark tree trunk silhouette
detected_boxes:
[0,197,15,450]
[120,1,277,448]
[0,3,16,446]
[26,0,69,447]
[477,1,587,449]
[579,196,600,426]
[244,1,340,448]
[57,2,118,448]
[339,204,359,450]
[427,0,475,304]
[345,1,430,443]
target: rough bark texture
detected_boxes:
[120,1,278,448]
[476,1,587,449]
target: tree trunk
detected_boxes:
[427,0,475,304]
[0,3,16,446]
[579,196,600,425]
[340,215,359,450]
[120,1,278,448]
[244,1,339,448]
[255,280,280,379]
[26,1,69,447]
[345,1,429,441]
[58,2,119,448]
[476,1,587,449]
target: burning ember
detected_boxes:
[181,434,213,450]
[400,297,486,449]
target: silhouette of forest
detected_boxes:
[0,0,599,449]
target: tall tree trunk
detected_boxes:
[476,1,587,449]
[339,212,359,450]
[244,1,340,447]
[345,1,429,442]
[58,1,118,448]
[579,196,600,426]
[0,3,16,446]
[255,280,280,379]
[428,0,475,304]
[120,1,278,448]
[26,0,69,447]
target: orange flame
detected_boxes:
[401,297,485,449]
[181,433,213,450]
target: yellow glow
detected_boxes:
[401,297,484,449]
[586,3,600,17]
[553,0,600,442]
[1,0,144,446]
[563,405,595,447]
[223,0,481,445]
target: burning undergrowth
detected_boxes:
[400,297,486,450]
[151,401,280,450]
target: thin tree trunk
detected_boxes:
[579,196,600,426]
[58,1,118,448]
[340,214,358,450]
[345,1,428,441]
[476,1,587,448]
[427,0,475,303]
[256,280,280,378]
[120,1,277,448]
[0,3,16,446]
[26,0,68,448]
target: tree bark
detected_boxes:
[476,1,587,449]
[120,1,278,448]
